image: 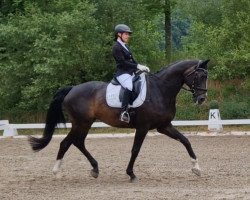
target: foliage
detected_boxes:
[0,0,249,121]
[176,79,250,120]
[209,100,219,109]
[221,101,250,119]
[0,0,167,114]
[179,0,250,80]
[175,93,208,120]
[0,0,107,112]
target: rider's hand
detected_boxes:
[137,64,150,72]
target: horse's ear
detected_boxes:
[199,59,210,69]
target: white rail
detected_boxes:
[2,119,249,130]
[1,119,250,136]
[7,122,110,129]
[173,119,250,126]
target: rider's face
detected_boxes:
[118,32,131,43]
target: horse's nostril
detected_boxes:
[198,97,205,104]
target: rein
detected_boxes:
[139,61,208,95]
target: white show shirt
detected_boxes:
[117,38,130,52]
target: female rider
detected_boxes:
[112,24,150,123]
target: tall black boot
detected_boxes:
[120,88,132,123]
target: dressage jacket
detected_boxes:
[112,41,138,77]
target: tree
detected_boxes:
[0,0,165,116]
[142,0,176,62]
[91,0,165,68]
[164,0,171,62]
[179,0,250,79]
[0,0,102,113]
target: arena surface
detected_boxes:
[0,134,249,200]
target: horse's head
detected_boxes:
[184,60,209,104]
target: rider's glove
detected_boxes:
[137,64,150,72]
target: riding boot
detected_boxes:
[120,88,132,123]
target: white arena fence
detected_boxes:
[1,118,250,137]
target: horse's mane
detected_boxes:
[152,60,198,77]
[154,60,182,75]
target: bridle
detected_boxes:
[182,63,208,97]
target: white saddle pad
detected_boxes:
[106,73,147,108]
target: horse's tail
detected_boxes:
[29,86,73,152]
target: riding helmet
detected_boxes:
[114,24,133,35]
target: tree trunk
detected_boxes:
[164,0,172,62]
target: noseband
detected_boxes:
[182,64,208,96]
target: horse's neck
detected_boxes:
[155,66,186,98]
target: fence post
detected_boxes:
[3,125,18,137]
[0,120,18,137]
[208,109,223,132]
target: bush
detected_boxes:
[209,100,219,109]
[220,101,250,119]
[222,84,237,98]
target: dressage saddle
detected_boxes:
[111,74,142,105]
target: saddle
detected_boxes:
[106,73,147,108]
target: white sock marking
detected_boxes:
[52,159,63,175]
[191,158,201,176]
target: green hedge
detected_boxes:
[174,80,250,120]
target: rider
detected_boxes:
[112,24,150,123]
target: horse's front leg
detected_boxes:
[157,124,201,176]
[126,128,148,182]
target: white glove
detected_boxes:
[137,64,150,72]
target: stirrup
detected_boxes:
[120,111,130,123]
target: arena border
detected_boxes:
[0,131,250,140]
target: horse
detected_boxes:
[29,59,209,182]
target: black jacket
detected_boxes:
[112,41,138,77]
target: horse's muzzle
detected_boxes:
[196,94,206,105]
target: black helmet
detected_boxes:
[114,24,132,35]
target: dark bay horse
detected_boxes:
[29,59,209,181]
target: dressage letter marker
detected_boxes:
[208,109,223,132]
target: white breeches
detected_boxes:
[116,73,134,91]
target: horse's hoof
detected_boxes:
[90,169,99,178]
[191,158,201,176]
[130,176,138,183]
[192,167,201,176]
[52,169,58,175]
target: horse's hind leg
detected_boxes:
[53,123,99,178]
[72,123,99,178]
[157,124,201,176]
[53,132,74,175]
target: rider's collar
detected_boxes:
[117,38,129,52]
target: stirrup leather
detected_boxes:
[120,111,130,123]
